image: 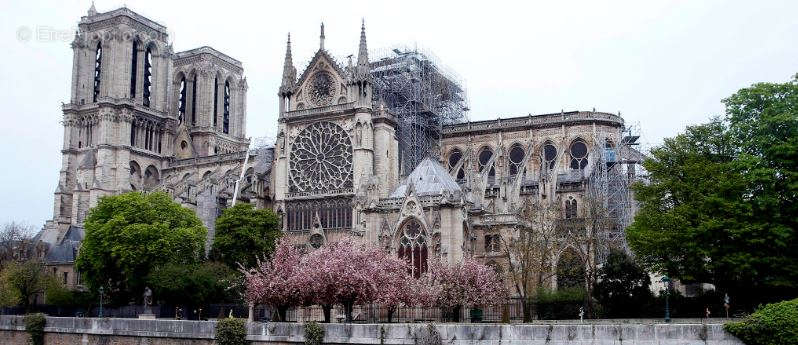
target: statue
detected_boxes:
[138,286,156,319]
[143,287,153,306]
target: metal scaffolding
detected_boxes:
[586,123,644,262]
[370,47,469,175]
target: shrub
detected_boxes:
[148,262,241,306]
[215,317,247,345]
[304,321,324,345]
[536,288,585,320]
[24,313,46,345]
[593,249,654,318]
[724,298,798,345]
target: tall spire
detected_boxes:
[280,33,296,95]
[319,22,325,50]
[88,1,97,16]
[357,19,368,67]
[355,19,371,82]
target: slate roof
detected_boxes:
[253,147,274,176]
[44,225,84,264]
[390,158,462,198]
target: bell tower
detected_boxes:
[48,5,173,243]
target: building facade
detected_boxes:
[38,5,272,289]
[274,25,643,289]
[40,6,642,293]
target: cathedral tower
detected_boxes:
[45,5,250,243]
[54,6,173,233]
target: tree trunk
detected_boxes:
[449,305,462,322]
[343,300,354,323]
[522,298,533,322]
[322,304,332,323]
[387,306,396,323]
[275,305,288,322]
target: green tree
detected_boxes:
[0,260,50,311]
[593,249,653,318]
[75,192,206,304]
[210,203,280,269]
[627,75,798,308]
[146,262,241,306]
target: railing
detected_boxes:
[378,193,464,209]
[168,151,247,168]
[283,102,357,119]
[478,213,521,226]
[62,96,170,118]
[286,188,354,199]
[442,111,624,135]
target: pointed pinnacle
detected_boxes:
[320,22,326,50]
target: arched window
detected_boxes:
[93,42,102,102]
[143,46,153,107]
[130,41,138,98]
[213,76,219,128]
[129,161,141,190]
[223,81,230,134]
[143,165,159,189]
[177,77,186,124]
[398,218,427,278]
[484,234,501,253]
[130,121,136,147]
[508,143,525,176]
[569,139,588,170]
[448,148,465,181]
[565,198,577,219]
[542,141,557,170]
[557,248,585,290]
[478,146,495,177]
[191,74,197,126]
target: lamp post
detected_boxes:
[98,287,104,318]
[661,276,671,323]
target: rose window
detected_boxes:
[289,121,353,193]
[306,71,335,106]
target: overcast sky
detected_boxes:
[1,0,796,228]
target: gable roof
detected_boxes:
[390,158,462,198]
[294,49,348,93]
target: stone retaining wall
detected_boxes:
[0,315,744,345]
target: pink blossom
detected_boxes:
[422,259,508,309]
[241,239,306,308]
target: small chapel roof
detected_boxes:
[389,158,462,198]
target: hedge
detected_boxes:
[216,317,248,345]
[724,298,798,345]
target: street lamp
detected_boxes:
[661,276,671,323]
[98,287,104,318]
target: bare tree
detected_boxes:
[0,222,39,270]
[560,193,619,318]
[501,199,561,322]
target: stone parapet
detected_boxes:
[0,315,744,345]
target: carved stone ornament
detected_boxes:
[289,121,353,193]
[306,70,335,106]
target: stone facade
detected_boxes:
[38,5,271,282]
[39,6,643,295]
[274,24,643,290]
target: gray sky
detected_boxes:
[1,0,796,228]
